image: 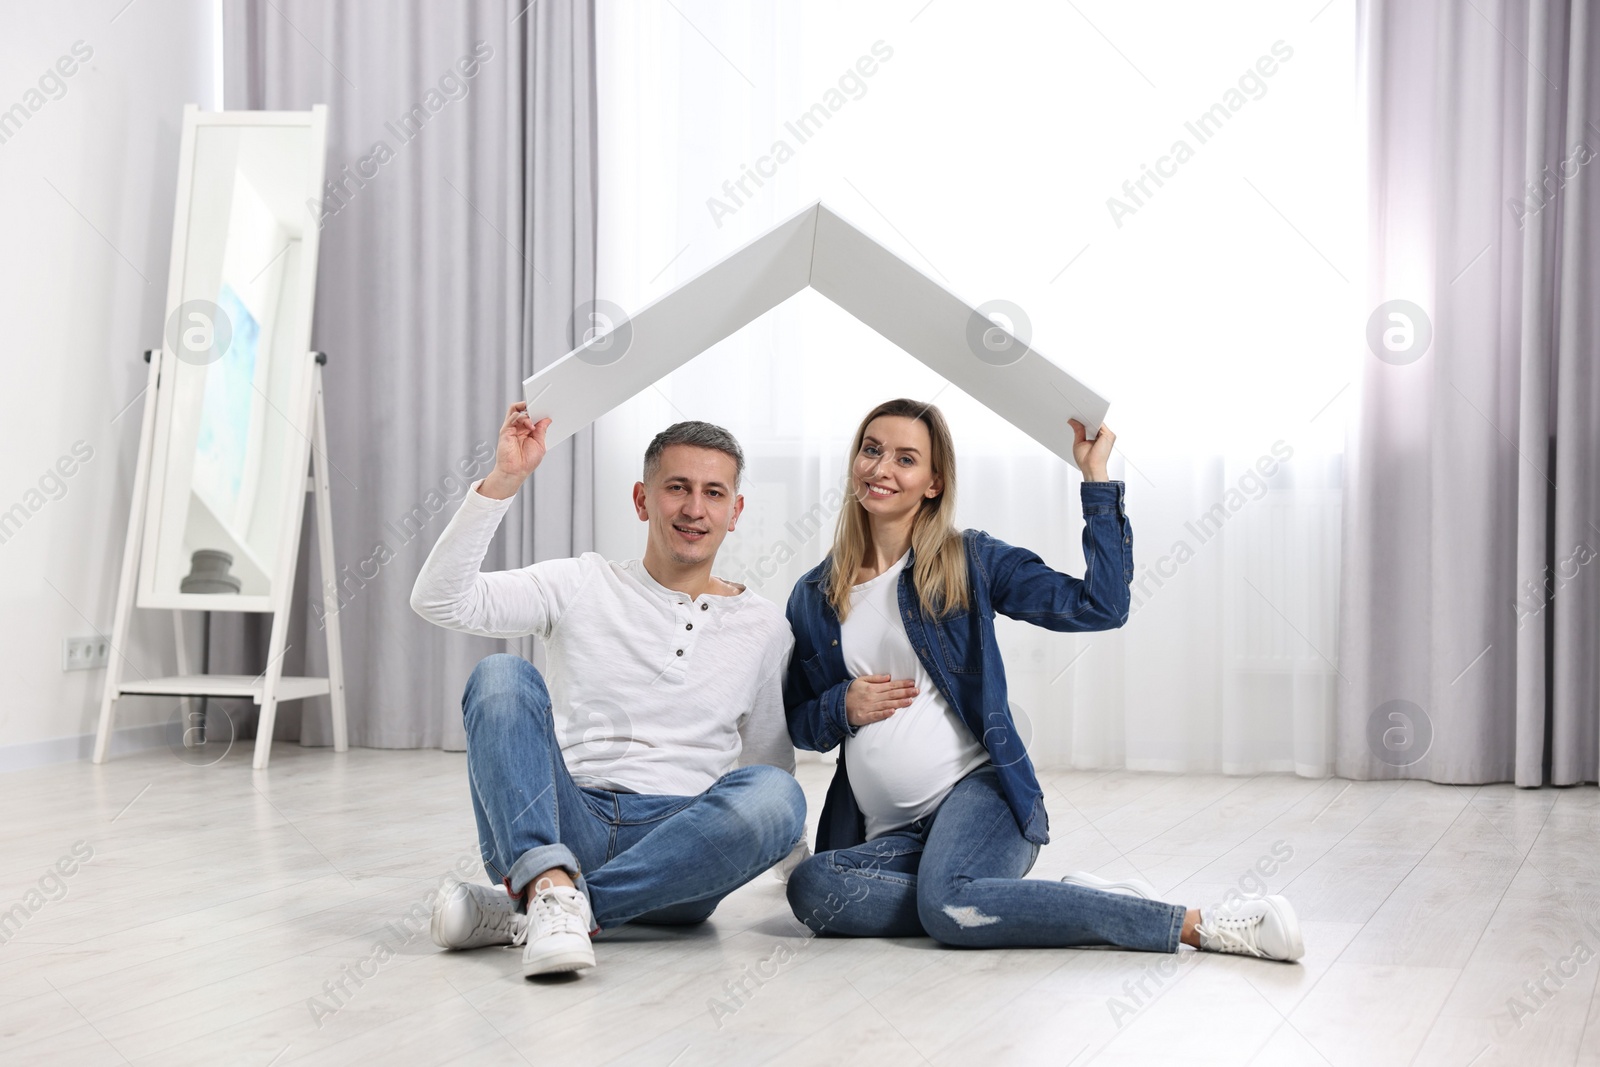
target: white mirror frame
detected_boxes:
[136,104,328,611]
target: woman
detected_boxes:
[782,398,1303,961]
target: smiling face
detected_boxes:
[634,443,743,569]
[852,415,943,522]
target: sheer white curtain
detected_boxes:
[593,0,1357,775]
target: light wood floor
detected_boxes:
[1,743,1597,1066]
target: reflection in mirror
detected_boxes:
[145,123,313,602]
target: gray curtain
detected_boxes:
[1338,0,1599,784]
[215,0,597,750]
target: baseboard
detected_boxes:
[0,721,170,774]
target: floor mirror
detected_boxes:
[95,104,347,770]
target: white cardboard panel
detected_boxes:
[524,203,819,451]
[810,204,1109,464]
[524,200,1111,465]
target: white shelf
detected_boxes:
[117,674,331,704]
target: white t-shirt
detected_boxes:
[841,550,989,838]
[410,478,796,796]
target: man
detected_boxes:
[410,402,805,977]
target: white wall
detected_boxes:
[0,0,215,767]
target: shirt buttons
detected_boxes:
[831,639,838,646]
[685,623,693,631]
[700,602,708,610]
[676,649,684,656]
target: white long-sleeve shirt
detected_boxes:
[410,478,797,797]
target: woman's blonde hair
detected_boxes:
[826,399,969,622]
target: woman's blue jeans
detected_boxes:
[462,654,806,931]
[787,765,1185,951]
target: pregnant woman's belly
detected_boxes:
[845,691,989,839]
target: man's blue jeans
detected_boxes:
[786,765,1185,951]
[463,654,806,931]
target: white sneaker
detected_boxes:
[431,877,526,950]
[1060,871,1159,899]
[1195,895,1304,962]
[517,882,597,976]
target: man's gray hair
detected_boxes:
[642,421,745,490]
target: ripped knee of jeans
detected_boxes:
[940,904,1001,929]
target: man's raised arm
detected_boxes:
[410,404,584,639]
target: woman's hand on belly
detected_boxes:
[845,674,920,727]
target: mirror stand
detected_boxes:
[94,349,348,770]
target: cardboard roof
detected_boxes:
[524,201,1110,464]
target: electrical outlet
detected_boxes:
[63,636,110,671]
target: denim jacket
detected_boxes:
[783,481,1134,852]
